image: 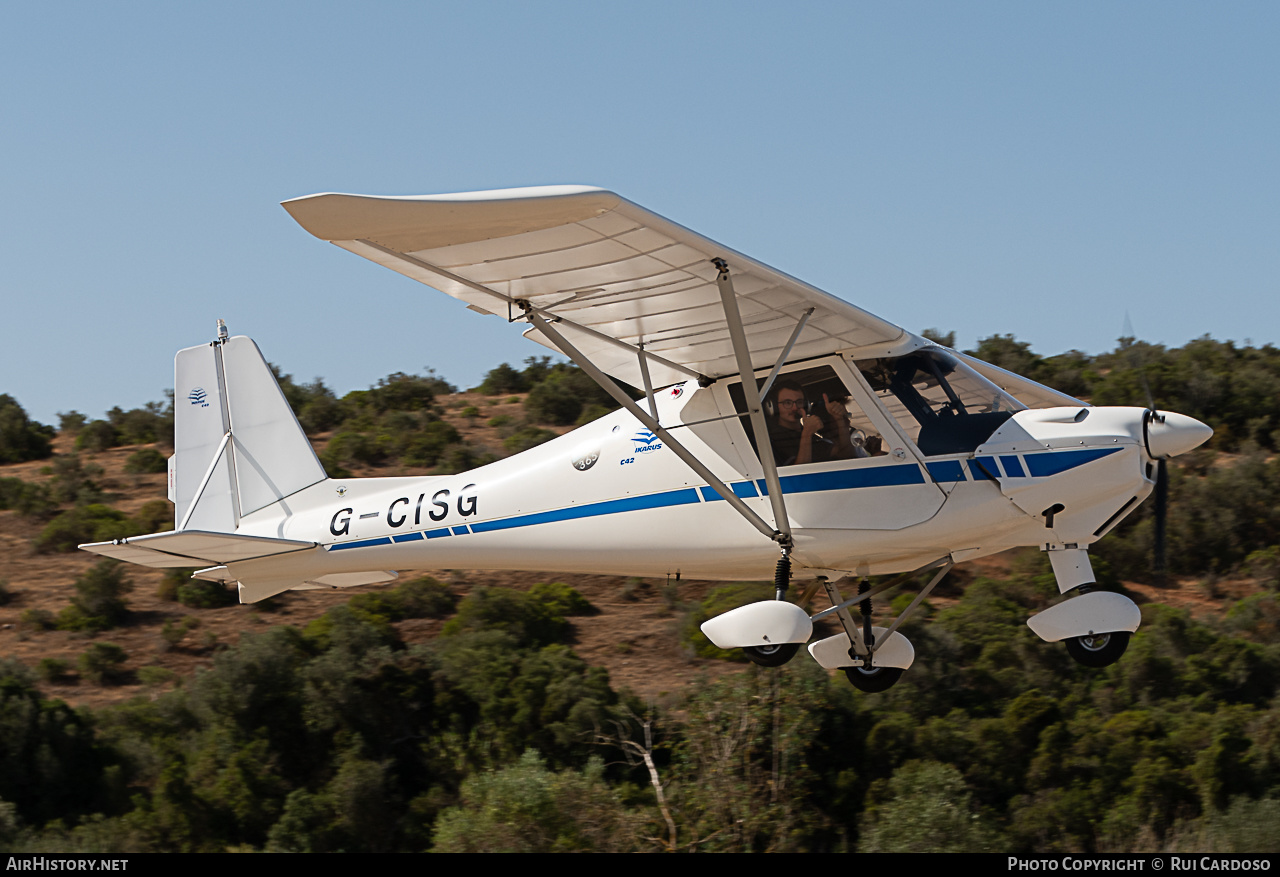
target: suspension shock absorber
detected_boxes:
[858,578,874,649]
[774,550,791,601]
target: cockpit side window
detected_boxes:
[856,349,1025,456]
[729,364,888,467]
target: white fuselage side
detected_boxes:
[225,370,1168,591]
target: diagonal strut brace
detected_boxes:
[713,258,792,547]
[521,306,786,544]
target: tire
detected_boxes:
[742,643,800,667]
[1064,631,1131,668]
[844,665,904,692]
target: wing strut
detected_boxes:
[637,340,658,421]
[520,305,785,544]
[759,307,815,402]
[713,259,792,547]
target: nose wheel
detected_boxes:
[1064,631,1130,667]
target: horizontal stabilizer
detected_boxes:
[291,571,399,590]
[80,530,316,568]
[190,565,396,597]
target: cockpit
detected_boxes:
[854,349,1025,456]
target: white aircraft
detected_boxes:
[81,186,1213,691]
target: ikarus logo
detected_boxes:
[188,388,210,407]
[631,429,663,453]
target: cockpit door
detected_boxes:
[717,358,947,531]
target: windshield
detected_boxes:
[856,349,1025,456]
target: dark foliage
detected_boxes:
[0,395,54,464]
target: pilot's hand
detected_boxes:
[801,413,823,434]
[823,393,848,420]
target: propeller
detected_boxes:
[1143,409,1170,581]
[1122,321,1169,583]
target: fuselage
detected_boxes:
[225,348,1205,588]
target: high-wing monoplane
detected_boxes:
[81,186,1212,691]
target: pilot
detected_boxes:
[767,379,861,466]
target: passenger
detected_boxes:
[768,379,859,466]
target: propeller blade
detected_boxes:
[1153,458,1168,581]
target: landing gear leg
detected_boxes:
[738,547,801,668]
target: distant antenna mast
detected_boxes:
[216,319,229,343]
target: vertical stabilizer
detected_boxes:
[172,333,326,532]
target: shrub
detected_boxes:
[137,665,177,687]
[74,420,118,452]
[160,617,199,650]
[343,577,458,630]
[524,376,583,425]
[57,561,132,632]
[0,395,54,463]
[36,658,69,683]
[476,363,529,395]
[156,568,194,601]
[78,642,127,685]
[0,477,55,518]
[503,427,557,453]
[19,608,55,631]
[1244,545,1280,591]
[435,444,493,474]
[364,372,445,413]
[529,582,595,617]
[177,579,236,609]
[34,505,136,553]
[575,404,612,426]
[442,584,592,648]
[124,448,168,474]
[400,421,461,468]
[132,500,172,533]
[46,454,104,504]
[57,411,87,435]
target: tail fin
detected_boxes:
[171,332,326,532]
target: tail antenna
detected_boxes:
[216,319,229,343]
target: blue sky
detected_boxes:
[2,2,1276,424]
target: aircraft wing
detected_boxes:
[282,186,908,388]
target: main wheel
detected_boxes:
[1064,631,1131,668]
[844,665,904,692]
[742,643,800,667]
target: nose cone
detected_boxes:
[1147,411,1214,459]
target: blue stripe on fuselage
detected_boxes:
[325,449,1121,550]
[468,487,702,534]
[1024,447,1122,477]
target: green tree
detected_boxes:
[432,750,637,852]
[0,396,53,463]
[859,760,1002,852]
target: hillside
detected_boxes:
[0,389,1265,712]
[0,339,1276,853]
[0,393,754,710]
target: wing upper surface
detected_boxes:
[282,187,907,387]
